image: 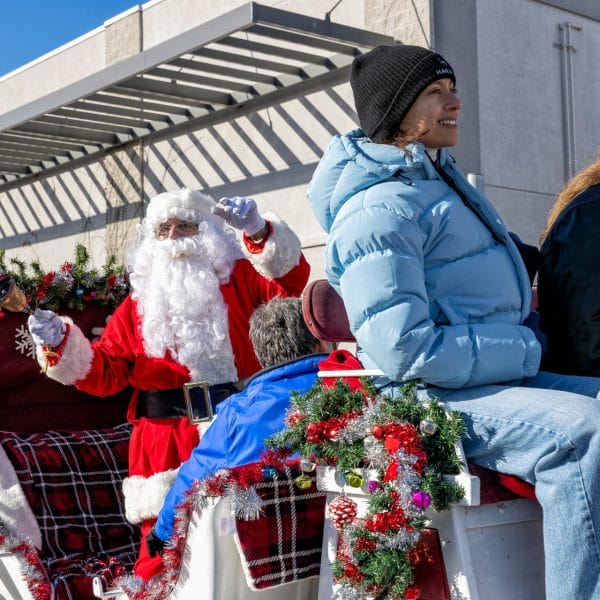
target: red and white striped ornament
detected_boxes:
[328,495,358,529]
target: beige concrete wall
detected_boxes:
[475,0,600,243]
[0,78,356,276]
[365,0,432,46]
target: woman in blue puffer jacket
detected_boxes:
[308,44,600,600]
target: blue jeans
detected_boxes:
[408,371,600,600]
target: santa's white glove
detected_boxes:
[27,308,65,348]
[212,196,266,237]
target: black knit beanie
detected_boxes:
[350,44,455,143]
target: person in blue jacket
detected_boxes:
[148,297,332,554]
[307,44,600,600]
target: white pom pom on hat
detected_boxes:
[145,188,216,225]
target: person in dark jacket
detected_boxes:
[537,157,600,376]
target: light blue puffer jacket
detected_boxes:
[308,130,540,389]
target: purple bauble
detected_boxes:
[411,490,431,509]
[368,480,380,493]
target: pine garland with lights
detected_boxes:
[266,379,466,600]
[0,244,129,312]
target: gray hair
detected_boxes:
[249,297,319,368]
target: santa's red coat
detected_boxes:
[38,227,309,579]
[75,256,309,397]
[74,252,308,456]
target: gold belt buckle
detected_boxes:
[183,380,212,424]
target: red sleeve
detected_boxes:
[75,297,137,396]
[241,219,310,299]
[242,221,273,253]
[272,252,310,296]
[241,253,310,308]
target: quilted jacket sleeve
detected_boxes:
[154,407,231,541]
[328,200,540,389]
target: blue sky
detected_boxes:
[0,1,141,77]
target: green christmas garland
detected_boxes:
[267,379,465,600]
[0,244,129,312]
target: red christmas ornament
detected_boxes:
[404,585,422,599]
[344,562,364,582]
[287,410,304,426]
[354,536,377,552]
[367,512,390,533]
[328,495,358,530]
[371,424,385,439]
[306,422,322,442]
[387,508,410,530]
[326,427,339,440]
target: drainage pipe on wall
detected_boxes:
[555,22,582,181]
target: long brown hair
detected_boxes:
[540,157,600,243]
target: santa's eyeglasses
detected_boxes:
[157,221,199,239]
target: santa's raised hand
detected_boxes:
[212,196,267,237]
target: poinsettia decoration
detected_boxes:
[266,379,465,600]
[0,243,129,312]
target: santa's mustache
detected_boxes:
[153,235,203,260]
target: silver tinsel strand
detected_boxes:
[372,527,421,552]
[192,489,210,513]
[335,413,370,444]
[227,485,264,520]
[115,573,144,595]
[362,434,389,469]
[333,582,369,599]
[389,449,422,515]
[0,522,48,591]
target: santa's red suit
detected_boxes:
[36,206,309,579]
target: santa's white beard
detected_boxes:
[129,225,240,384]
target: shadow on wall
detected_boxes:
[0,88,355,252]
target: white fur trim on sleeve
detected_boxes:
[122,467,180,524]
[35,317,94,386]
[242,211,302,279]
[0,445,42,549]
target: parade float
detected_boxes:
[0,252,544,600]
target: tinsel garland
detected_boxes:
[266,379,466,600]
[0,523,51,600]
[116,452,292,600]
[0,243,129,313]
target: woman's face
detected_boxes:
[398,78,461,149]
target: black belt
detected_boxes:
[137,382,240,422]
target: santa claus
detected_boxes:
[27,188,309,578]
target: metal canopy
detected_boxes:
[0,3,393,188]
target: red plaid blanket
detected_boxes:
[235,465,326,589]
[0,423,139,599]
